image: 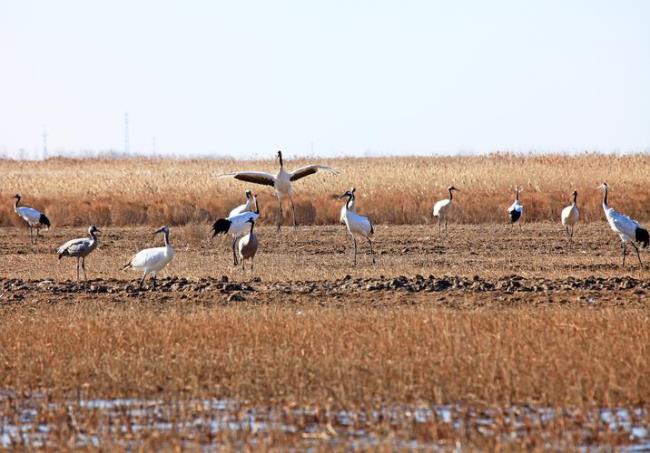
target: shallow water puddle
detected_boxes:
[0,393,648,449]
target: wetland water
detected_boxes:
[1,393,648,450]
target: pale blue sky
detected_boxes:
[1,1,649,159]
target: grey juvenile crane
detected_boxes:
[57,225,101,281]
[237,218,259,272]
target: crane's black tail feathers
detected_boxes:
[509,209,521,223]
[635,227,649,248]
[39,214,51,228]
[211,218,231,237]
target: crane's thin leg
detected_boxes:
[139,274,146,289]
[445,218,448,235]
[368,238,375,264]
[352,235,357,266]
[622,243,627,267]
[437,217,441,234]
[151,273,157,289]
[251,258,254,272]
[232,238,239,266]
[570,226,575,240]
[76,258,80,281]
[82,257,87,282]
[29,227,33,244]
[277,198,283,232]
[631,243,643,269]
[519,221,522,231]
[290,197,297,230]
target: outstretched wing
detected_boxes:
[289,165,338,182]
[221,171,276,187]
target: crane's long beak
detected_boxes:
[153,227,165,235]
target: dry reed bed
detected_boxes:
[1,303,648,408]
[2,154,650,226]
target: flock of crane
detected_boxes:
[10,151,650,287]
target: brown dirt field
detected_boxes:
[1,223,650,449]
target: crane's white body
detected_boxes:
[123,227,174,287]
[561,191,579,240]
[16,206,43,227]
[432,199,451,217]
[604,206,642,244]
[340,190,375,265]
[601,182,648,268]
[222,150,338,230]
[561,205,579,227]
[227,210,260,238]
[57,226,100,281]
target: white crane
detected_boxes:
[238,218,259,272]
[57,225,101,282]
[13,194,50,243]
[432,186,460,234]
[212,194,260,265]
[508,187,524,228]
[561,190,579,240]
[339,189,375,266]
[601,182,649,268]
[221,150,338,230]
[122,226,175,288]
[229,189,255,217]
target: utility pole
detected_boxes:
[42,125,48,160]
[124,112,129,154]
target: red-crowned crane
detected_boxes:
[432,186,460,234]
[339,189,375,266]
[561,191,579,240]
[601,182,649,268]
[13,194,50,243]
[221,150,338,230]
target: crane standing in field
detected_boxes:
[220,150,338,231]
[212,193,260,266]
[601,182,649,268]
[432,186,460,234]
[238,218,259,272]
[57,225,101,282]
[13,194,51,243]
[122,226,175,288]
[340,188,375,266]
[508,187,524,228]
[561,190,579,240]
